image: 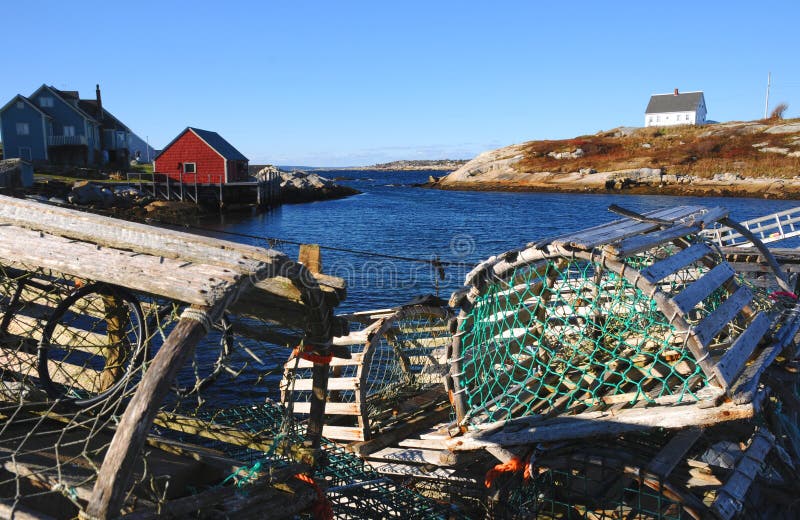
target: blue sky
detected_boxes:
[2,1,799,166]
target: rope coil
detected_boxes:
[180,308,213,334]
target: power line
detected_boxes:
[146,218,478,269]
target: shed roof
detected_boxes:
[645,91,704,114]
[154,127,248,162]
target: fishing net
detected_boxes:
[0,258,466,519]
[452,239,785,427]
[0,260,341,518]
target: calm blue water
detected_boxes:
[203,169,800,313]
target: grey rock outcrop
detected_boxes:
[765,122,800,134]
[256,167,360,204]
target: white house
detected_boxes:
[645,89,707,127]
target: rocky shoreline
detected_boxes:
[431,168,800,199]
[431,119,800,200]
[20,167,361,226]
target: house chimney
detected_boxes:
[674,88,679,96]
[95,84,103,120]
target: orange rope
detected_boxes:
[484,454,531,488]
[292,346,333,365]
[294,473,334,520]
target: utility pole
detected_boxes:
[764,72,771,119]
[146,136,150,163]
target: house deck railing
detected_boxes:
[47,135,88,146]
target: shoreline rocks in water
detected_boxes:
[256,166,361,204]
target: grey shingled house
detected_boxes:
[645,89,707,127]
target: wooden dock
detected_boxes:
[127,171,281,210]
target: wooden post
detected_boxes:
[99,294,128,392]
[306,362,328,451]
[83,314,210,520]
[298,244,326,451]
[298,244,322,274]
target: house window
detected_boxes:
[183,162,196,174]
[39,97,54,108]
[16,123,29,135]
[63,126,75,137]
[18,147,32,161]
[16,101,24,110]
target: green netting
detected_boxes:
[457,255,708,425]
[166,401,466,519]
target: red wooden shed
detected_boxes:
[153,127,249,184]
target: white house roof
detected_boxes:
[645,91,704,114]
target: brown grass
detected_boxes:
[512,118,800,178]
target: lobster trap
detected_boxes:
[0,195,350,519]
[281,301,453,443]
[447,205,799,445]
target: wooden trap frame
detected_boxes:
[281,301,453,444]
[446,205,800,451]
[0,195,348,520]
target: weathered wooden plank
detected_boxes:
[368,447,451,466]
[289,377,358,391]
[290,353,363,369]
[350,403,453,456]
[290,401,361,415]
[640,243,714,283]
[646,427,703,478]
[330,331,371,347]
[0,225,239,307]
[550,206,704,250]
[370,461,478,483]
[672,263,736,314]
[731,312,800,404]
[321,425,365,441]
[608,223,701,258]
[447,399,756,451]
[712,312,770,388]
[0,194,274,274]
[692,285,752,347]
[712,429,775,520]
[396,437,448,450]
